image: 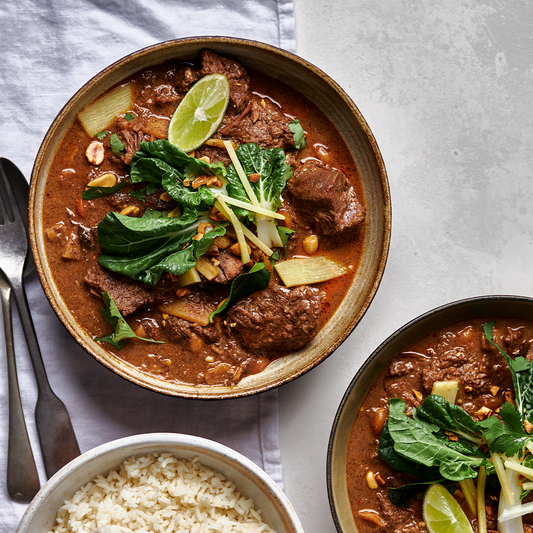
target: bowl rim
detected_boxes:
[326,294,533,533]
[29,36,391,399]
[17,432,304,533]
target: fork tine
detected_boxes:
[0,159,21,224]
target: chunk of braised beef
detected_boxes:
[77,223,96,250]
[225,285,323,352]
[287,160,366,237]
[84,263,155,316]
[218,96,295,150]
[212,250,244,284]
[194,145,232,166]
[200,49,251,112]
[164,315,221,353]
[174,63,202,93]
[116,130,148,165]
[152,84,180,106]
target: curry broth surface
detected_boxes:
[43,60,365,386]
[346,316,533,532]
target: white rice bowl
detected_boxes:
[51,453,272,533]
[17,434,303,533]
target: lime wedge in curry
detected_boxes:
[423,484,474,533]
[168,73,230,152]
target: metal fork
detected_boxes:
[0,160,80,479]
[0,268,40,501]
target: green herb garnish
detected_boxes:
[82,181,128,200]
[110,133,125,157]
[94,292,164,349]
[209,262,270,322]
[289,119,305,150]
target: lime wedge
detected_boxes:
[423,484,474,533]
[168,73,230,152]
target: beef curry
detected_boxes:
[347,317,533,532]
[42,49,366,387]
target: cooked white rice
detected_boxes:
[49,453,275,533]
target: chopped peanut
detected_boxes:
[525,420,533,434]
[358,510,386,528]
[205,355,215,363]
[192,175,208,189]
[87,172,117,188]
[302,235,319,255]
[314,144,330,164]
[477,406,493,420]
[133,324,146,338]
[192,233,203,241]
[198,155,210,163]
[464,385,473,392]
[372,407,388,436]
[374,473,386,485]
[229,242,251,257]
[85,141,105,165]
[197,222,209,234]
[490,385,500,396]
[205,138,236,150]
[160,191,172,202]
[183,178,191,186]
[119,205,141,217]
[210,206,227,221]
[249,173,261,183]
[413,390,423,403]
[505,390,516,405]
[206,176,223,188]
[175,288,191,298]
[365,471,378,490]
[444,430,459,442]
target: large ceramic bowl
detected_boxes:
[327,294,533,533]
[29,37,391,399]
[17,432,303,533]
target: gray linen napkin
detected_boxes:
[0,0,295,528]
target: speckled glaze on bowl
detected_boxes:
[29,37,391,399]
[17,433,303,533]
[327,294,533,533]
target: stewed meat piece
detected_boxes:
[225,285,323,352]
[165,316,221,346]
[84,263,155,316]
[219,95,295,150]
[212,250,244,283]
[287,160,366,237]
[200,49,251,112]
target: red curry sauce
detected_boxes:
[346,317,533,532]
[42,54,365,387]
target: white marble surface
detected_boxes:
[280,0,533,531]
